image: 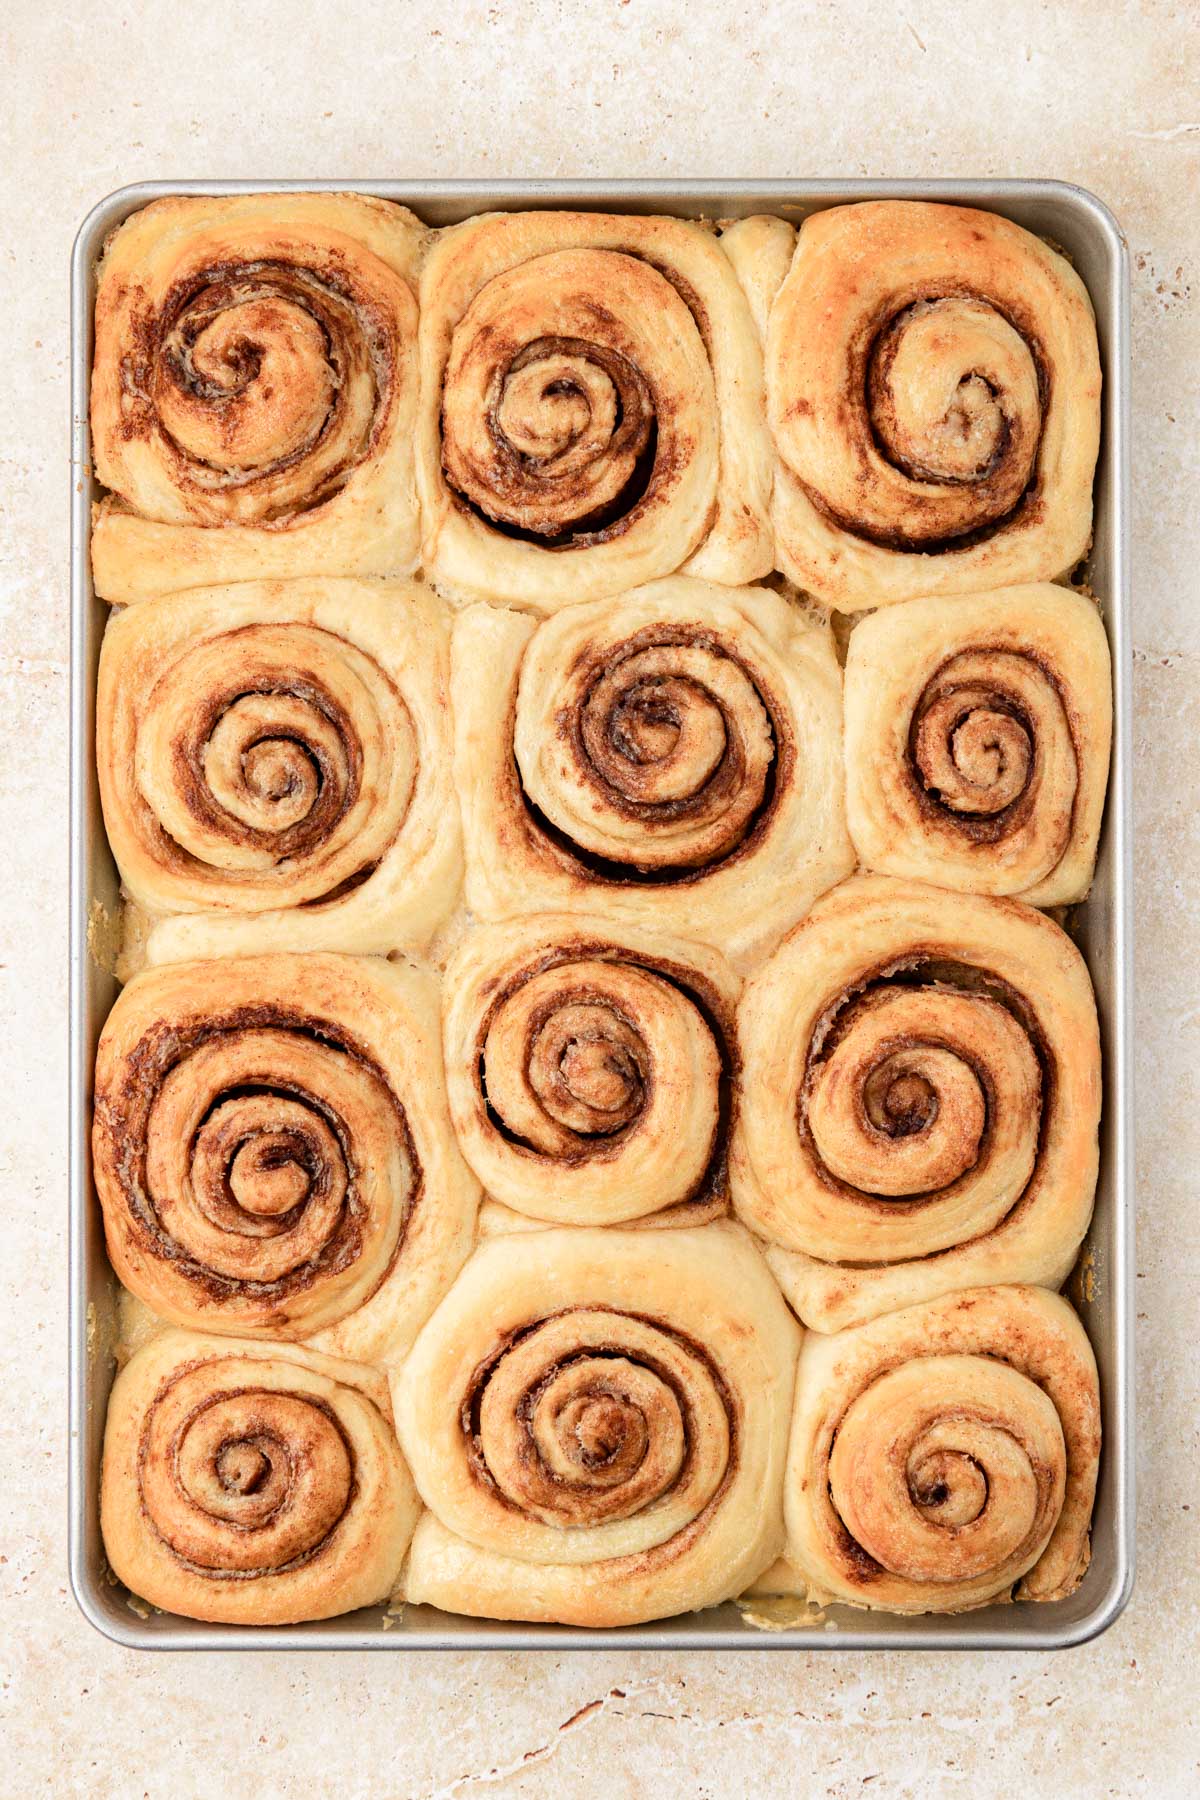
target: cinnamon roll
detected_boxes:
[393,1222,800,1626]
[781,1285,1100,1612]
[766,202,1101,609]
[97,578,461,962]
[92,953,479,1363]
[90,193,423,603]
[101,1331,419,1623]
[843,585,1112,903]
[443,914,739,1227]
[733,876,1100,1331]
[451,577,853,969]
[416,210,774,609]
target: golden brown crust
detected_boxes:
[778,1286,1100,1613]
[766,202,1101,608]
[101,1331,420,1623]
[92,953,479,1362]
[90,193,424,600]
[97,578,461,961]
[393,1223,800,1626]
[416,211,775,608]
[733,876,1100,1330]
[843,584,1112,904]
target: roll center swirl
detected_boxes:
[133,624,416,901]
[495,342,630,472]
[865,1066,940,1137]
[828,1356,1066,1585]
[160,292,337,475]
[215,1440,273,1496]
[914,685,1034,817]
[480,959,721,1178]
[142,1377,355,1574]
[527,1000,646,1134]
[800,978,1043,1253]
[185,1089,344,1259]
[437,245,719,553]
[568,1393,644,1469]
[588,672,730,804]
[516,634,778,877]
[145,258,391,523]
[446,300,660,540]
[908,1447,988,1527]
[237,731,322,818]
[227,1126,317,1217]
[464,1309,732,1540]
[862,295,1042,545]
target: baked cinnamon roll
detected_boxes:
[733,876,1100,1331]
[90,193,423,602]
[443,914,739,1227]
[97,578,460,961]
[101,1331,419,1623]
[843,584,1112,903]
[92,953,479,1363]
[416,210,775,608]
[780,1285,1100,1612]
[766,202,1101,609]
[393,1223,800,1626]
[451,576,853,969]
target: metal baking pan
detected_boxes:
[69,179,1134,1650]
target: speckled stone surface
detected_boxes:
[2,0,1198,1792]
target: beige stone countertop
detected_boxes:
[2,0,1197,1793]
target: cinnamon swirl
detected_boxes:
[442,914,739,1227]
[416,210,774,608]
[451,576,853,969]
[843,584,1112,903]
[90,193,423,602]
[92,953,479,1363]
[766,201,1101,609]
[733,876,1101,1331]
[780,1285,1100,1612]
[393,1222,800,1626]
[97,578,460,961]
[101,1331,419,1623]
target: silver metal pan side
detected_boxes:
[69,179,1133,1651]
